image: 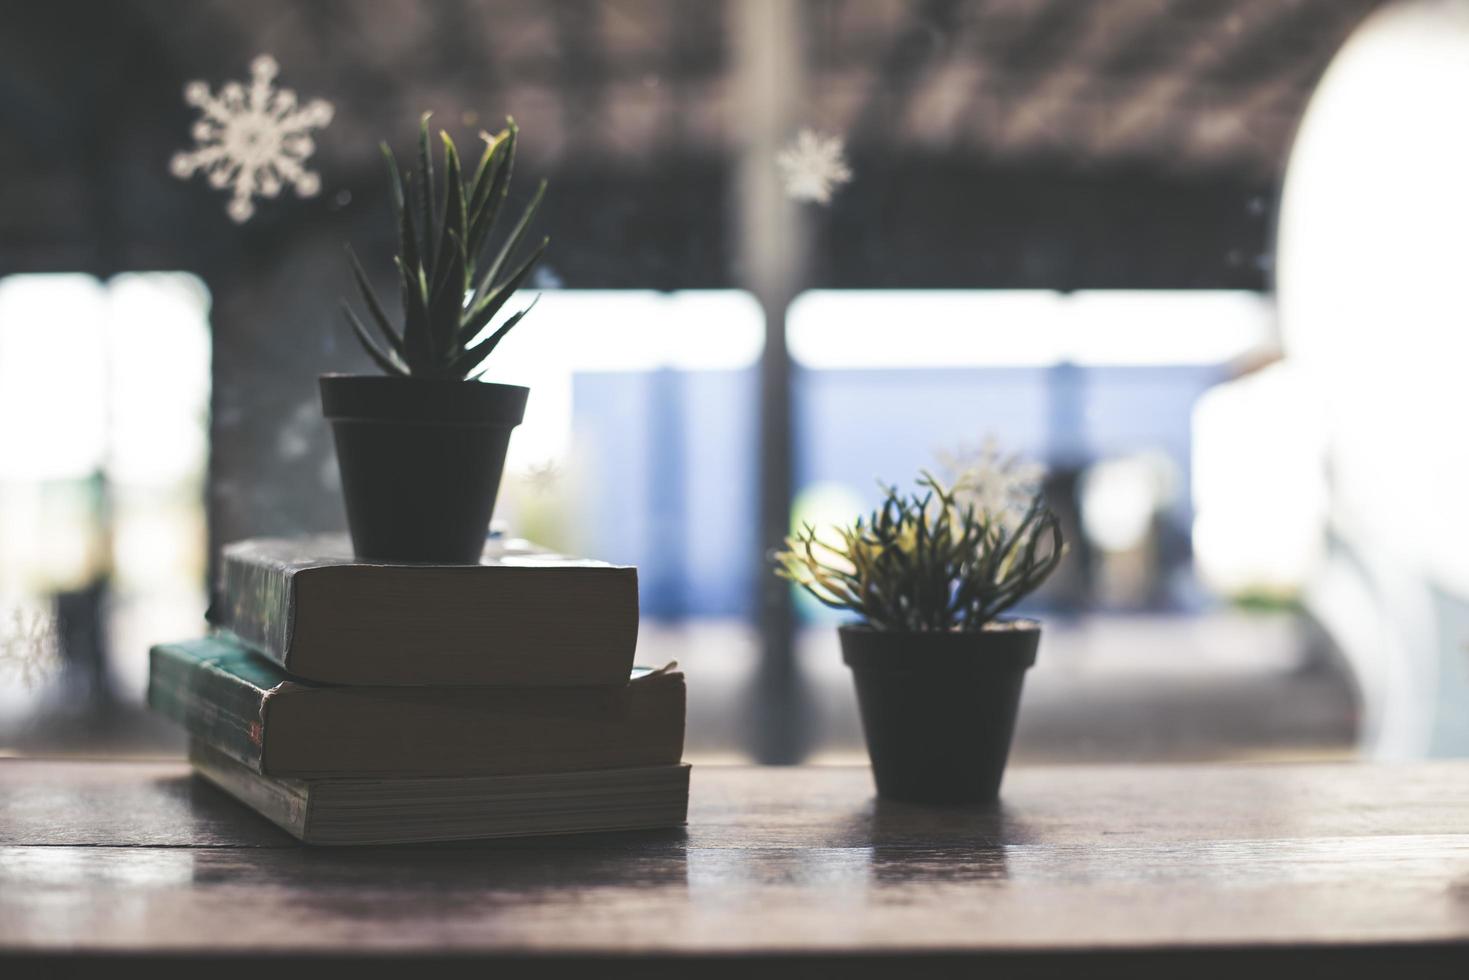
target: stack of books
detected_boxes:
[148,535,688,845]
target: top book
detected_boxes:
[211,535,638,686]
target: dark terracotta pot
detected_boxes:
[319,375,528,563]
[839,622,1040,804]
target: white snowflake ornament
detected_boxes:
[776,128,853,205]
[170,55,334,223]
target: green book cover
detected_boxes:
[148,635,287,772]
[147,635,686,778]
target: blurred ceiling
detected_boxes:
[806,0,1385,178]
[13,0,1382,175]
[0,0,1386,285]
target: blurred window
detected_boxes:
[0,273,209,719]
[485,290,764,619]
[789,288,1273,615]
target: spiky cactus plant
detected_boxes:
[343,113,547,380]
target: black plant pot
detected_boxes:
[320,375,528,563]
[839,623,1040,804]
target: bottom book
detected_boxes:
[190,740,691,846]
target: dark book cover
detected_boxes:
[213,535,639,686]
[191,740,691,845]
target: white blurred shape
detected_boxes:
[1190,362,1328,597]
[473,290,764,472]
[1278,0,1469,593]
[788,290,1272,368]
[0,272,211,596]
[1081,453,1176,554]
[1066,291,1274,365]
[107,273,212,486]
[1277,0,1469,756]
[0,275,109,481]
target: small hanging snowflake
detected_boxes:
[776,128,852,205]
[170,55,334,223]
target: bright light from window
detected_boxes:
[788,290,1273,369]
[108,273,212,487]
[0,275,108,481]
[474,290,764,471]
[0,272,212,597]
[0,273,211,487]
[1274,0,1469,755]
[1190,363,1328,597]
[1277,0,1469,594]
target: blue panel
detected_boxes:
[573,363,1228,621]
[572,368,758,620]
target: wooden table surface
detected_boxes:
[4,759,1469,977]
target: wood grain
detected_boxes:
[3,759,1469,974]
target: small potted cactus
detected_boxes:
[776,469,1064,804]
[325,114,547,562]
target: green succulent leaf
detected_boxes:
[345,246,406,360]
[341,112,546,380]
[431,133,466,289]
[460,237,547,347]
[453,295,540,377]
[395,255,432,370]
[386,170,430,371]
[417,112,436,264]
[342,302,408,377]
[380,144,404,219]
[468,119,518,260]
[426,133,468,356]
[467,129,510,242]
[474,178,547,310]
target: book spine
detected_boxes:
[215,549,295,668]
[188,740,309,841]
[147,645,269,772]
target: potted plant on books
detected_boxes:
[775,470,1064,804]
[326,113,547,562]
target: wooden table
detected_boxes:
[3,759,1469,977]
